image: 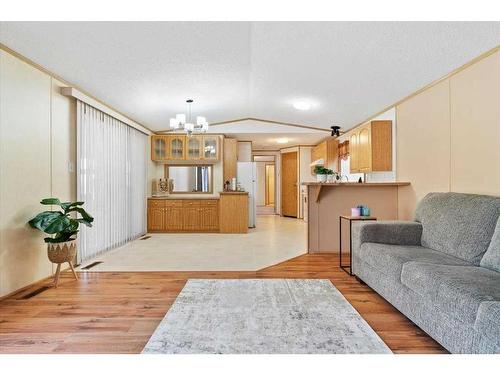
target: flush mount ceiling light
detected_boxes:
[169,99,209,136]
[292,101,311,111]
[276,138,289,144]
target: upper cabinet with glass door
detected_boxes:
[186,136,202,160]
[202,136,219,160]
[150,134,219,162]
[168,135,186,160]
[151,135,169,161]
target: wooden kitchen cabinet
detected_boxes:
[147,200,166,231]
[202,135,219,160]
[150,135,220,162]
[164,201,184,231]
[147,198,220,232]
[183,200,201,231]
[168,135,186,160]
[349,120,392,173]
[200,200,219,231]
[223,138,237,183]
[311,138,339,172]
[186,136,202,160]
[151,135,169,161]
[349,132,359,172]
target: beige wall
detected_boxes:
[0,50,76,297]
[396,50,500,219]
[450,51,500,195]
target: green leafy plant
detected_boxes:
[28,198,94,243]
[314,165,328,175]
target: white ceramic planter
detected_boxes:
[316,174,327,183]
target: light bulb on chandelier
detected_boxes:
[169,99,209,136]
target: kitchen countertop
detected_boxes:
[149,191,249,200]
[302,182,410,187]
[148,195,219,200]
[304,181,411,203]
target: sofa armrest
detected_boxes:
[352,221,423,250]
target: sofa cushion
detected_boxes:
[359,242,469,278]
[475,301,500,347]
[414,192,500,265]
[480,218,500,272]
[401,262,500,324]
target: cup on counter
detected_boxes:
[351,207,361,217]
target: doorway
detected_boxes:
[254,155,277,215]
[281,151,298,217]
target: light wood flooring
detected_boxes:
[0,254,447,354]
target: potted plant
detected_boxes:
[326,169,341,183]
[314,165,328,183]
[28,198,93,287]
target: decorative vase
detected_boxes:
[47,239,78,287]
[316,174,327,183]
[327,175,335,183]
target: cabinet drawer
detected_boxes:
[165,200,183,207]
[183,200,202,206]
[200,199,218,206]
[148,199,165,208]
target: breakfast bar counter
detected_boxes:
[303,182,410,253]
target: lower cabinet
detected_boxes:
[200,200,219,231]
[148,199,219,232]
[148,200,166,231]
[165,201,184,231]
[183,201,201,231]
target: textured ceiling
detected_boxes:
[1,22,499,132]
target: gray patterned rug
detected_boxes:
[142,279,391,354]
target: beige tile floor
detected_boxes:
[79,215,307,271]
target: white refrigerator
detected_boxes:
[237,162,257,228]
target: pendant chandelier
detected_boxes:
[169,99,209,136]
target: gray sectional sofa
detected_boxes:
[352,192,500,354]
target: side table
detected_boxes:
[339,215,377,276]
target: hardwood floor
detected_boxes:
[0,254,447,354]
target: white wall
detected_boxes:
[0,50,76,297]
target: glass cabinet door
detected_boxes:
[152,136,167,160]
[203,136,218,160]
[169,136,185,160]
[186,136,202,160]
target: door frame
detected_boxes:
[252,154,277,214]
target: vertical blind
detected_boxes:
[76,101,147,263]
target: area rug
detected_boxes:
[142,279,392,354]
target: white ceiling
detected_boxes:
[1,22,499,132]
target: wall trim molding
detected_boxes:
[61,87,151,135]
